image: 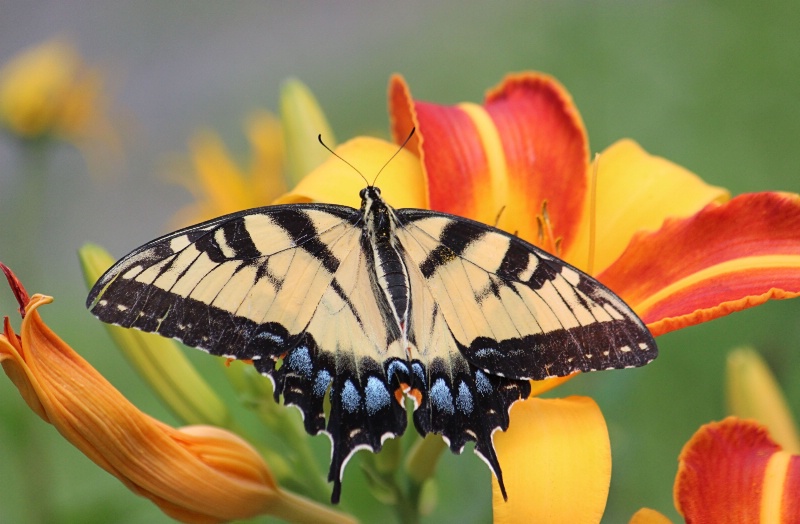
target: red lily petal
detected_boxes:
[389,73,589,250]
[598,192,800,336]
[675,418,800,523]
[484,73,589,252]
[390,74,490,220]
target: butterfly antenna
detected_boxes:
[318,134,370,186]
[372,127,416,186]
[588,153,600,276]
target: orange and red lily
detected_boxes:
[283,72,800,520]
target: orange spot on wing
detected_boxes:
[395,382,411,405]
[394,387,405,406]
[408,388,423,406]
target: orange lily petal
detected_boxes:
[566,139,729,274]
[275,136,426,209]
[492,396,610,523]
[675,417,800,524]
[598,192,800,336]
[0,265,351,524]
[389,73,589,251]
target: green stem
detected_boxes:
[6,139,49,278]
[394,489,421,524]
[269,489,358,524]
[255,401,331,502]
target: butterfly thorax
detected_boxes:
[360,186,411,336]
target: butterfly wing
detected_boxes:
[394,209,656,498]
[87,204,409,502]
[397,209,657,379]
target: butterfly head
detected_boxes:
[360,185,385,215]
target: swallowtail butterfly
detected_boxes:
[87,138,657,502]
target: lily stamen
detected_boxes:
[536,200,563,257]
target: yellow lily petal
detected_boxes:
[629,508,674,524]
[566,139,729,274]
[274,136,426,208]
[528,374,577,397]
[492,396,610,523]
[245,111,287,202]
[727,347,800,454]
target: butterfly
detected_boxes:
[86,134,657,503]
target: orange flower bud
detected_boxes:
[0,264,352,524]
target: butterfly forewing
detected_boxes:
[395,209,657,380]
[88,204,360,358]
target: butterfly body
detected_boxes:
[87,185,657,503]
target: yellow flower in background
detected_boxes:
[0,38,117,151]
[0,263,354,524]
[171,79,334,227]
[170,112,286,227]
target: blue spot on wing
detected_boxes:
[365,376,391,415]
[386,360,409,383]
[474,370,492,395]
[412,362,425,383]
[341,380,361,413]
[287,346,312,378]
[430,378,455,414]
[313,370,331,397]
[456,381,473,414]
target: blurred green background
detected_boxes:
[1,1,799,522]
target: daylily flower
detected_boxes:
[0,38,118,156]
[727,347,800,454]
[0,263,353,524]
[279,72,800,521]
[675,417,800,523]
[671,348,800,523]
